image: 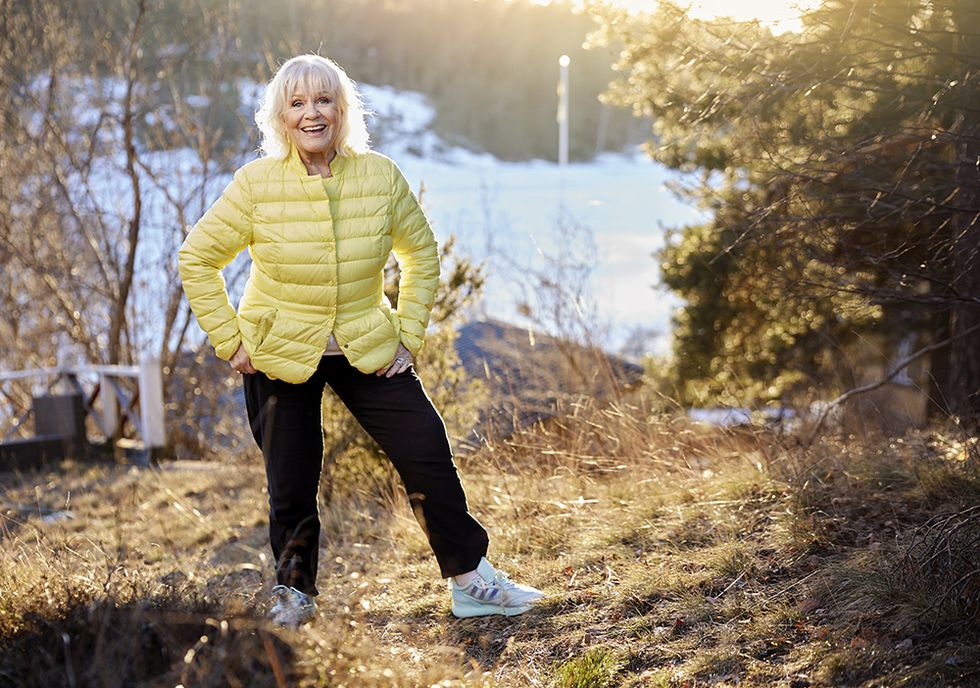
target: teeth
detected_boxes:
[302,125,326,132]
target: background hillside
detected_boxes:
[25,0,647,162]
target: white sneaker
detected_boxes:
[268,584,317,628]
[450,557,545,618]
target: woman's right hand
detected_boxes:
[230,343,257,375]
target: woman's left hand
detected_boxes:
[376,342,414,377]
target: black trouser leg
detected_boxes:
[322,356,490,578]
[243,364,328,596]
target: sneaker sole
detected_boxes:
[270,610,317,627]
[451,602,535,618]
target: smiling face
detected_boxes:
[283,86,339,160]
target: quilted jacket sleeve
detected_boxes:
[389,161,440,358]
[177,167,252,361]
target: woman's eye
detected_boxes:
[317,97,331,104]
[291,101,303,107]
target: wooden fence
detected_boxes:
[0,356,166,461]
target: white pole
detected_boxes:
[138,355,166,450]
[558,54,570,167]
[100,373,120,438]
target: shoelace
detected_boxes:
[491,569,519,590]
[270,584,293,601]
[271,584,312,606]
[454,568,518,593]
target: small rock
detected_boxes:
[40,510,74,524]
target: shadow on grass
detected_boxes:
[447,600,565,672]
[360,598,556,672]
[0,594,294,688]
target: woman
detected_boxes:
[178,54,544,627]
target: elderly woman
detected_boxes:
[178,54,544,627]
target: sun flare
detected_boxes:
[584,0,823,33]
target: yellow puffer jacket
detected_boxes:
[177,144,439,384]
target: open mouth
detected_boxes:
[301,124,327,133]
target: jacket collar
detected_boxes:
[286,141,346,181]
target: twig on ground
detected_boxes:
[260,630,288,688]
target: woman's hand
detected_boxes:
[230,343,257,375]
[376,342,414,377]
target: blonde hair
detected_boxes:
[254,54,372,159]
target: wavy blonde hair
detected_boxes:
[255,54,372,159]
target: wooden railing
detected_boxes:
[0,356,165,455]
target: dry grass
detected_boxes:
[1,394,979,687]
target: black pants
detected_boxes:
[242,354,490,596]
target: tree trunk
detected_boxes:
[947,112,980,429]
[938,7,980,430]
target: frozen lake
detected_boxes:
[364,85,704,357]
[395,151,700,356]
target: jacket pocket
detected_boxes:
[249,310,325,374]
[333,305,399,352]
[379,304,401,340]
[254,309,277,352]
[237,307,276,360]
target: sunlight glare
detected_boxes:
[575,0,822,33]
[676,0,821,31]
